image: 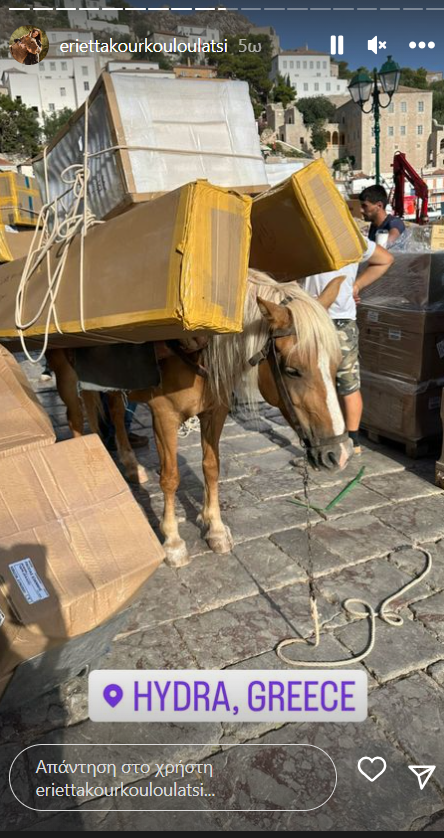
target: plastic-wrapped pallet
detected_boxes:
[33,72,267,222]
[361,370,444,441]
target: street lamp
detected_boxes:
[348,56,401,184]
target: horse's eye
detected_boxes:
[284,367,302,378]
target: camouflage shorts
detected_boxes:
[333,319,360,396]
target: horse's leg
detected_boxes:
[46,349,84,437]
[152,404,190,568]
[107,392,148,485]
[197,406,234,554]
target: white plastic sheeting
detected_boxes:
[264,160,309,187]
[35,74,267,221]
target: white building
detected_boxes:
[270,48,348,98]
[176,24,221,44]
[55,0,120,30]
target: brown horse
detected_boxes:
[46,270,351,567]
[10,32,41,65]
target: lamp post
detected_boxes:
[348,56,401,185]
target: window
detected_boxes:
[304,83,308,91]
[388,102,394,113]
[417,125,423,135]
[401,101,407,113]
[60,87,66,96]
[314,83,319,91]
[82,65,89,76]
[300,137,304,145]
[340,133,345,144]
[84,81,90,91]
[332,131,339,144]
[316,61,320,68]
[418,100,424,112]
[61,61,67,71]
[283,61,287,69]
[326,83,331,91]
[337,85,341,91]
[309,61,314,69]
[303,61,307,69]
[290,61,294,69]
[388,126,394,137]
[15,95,22,102]
[50,61,56,71]
[400,125,406,136]
[49,103,55,111]
[323,61,327,69]
[296,61,300,68]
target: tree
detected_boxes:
[208,34,273,117]
[271,73,296,108]
[311,123,329,156]
[42,107,73,142]
[399,67,428,89]
[296,96,336,126]
[0,95,41,157]
[335,60,353,80]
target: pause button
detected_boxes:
[330,35,344,55]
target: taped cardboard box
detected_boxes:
[0,345,55,458]
[249,159,366,280]
[358,310,444,382]
[33,72,267,223]
[0,181,252,349]
[0,434,165,680]
[0,172,42,227]
[360,252,444,311]
[361,371,443,441]
[0,227,36,264]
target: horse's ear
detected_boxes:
[317,275,347,309]
[257,296,292,330]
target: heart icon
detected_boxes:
[358,756,387,782]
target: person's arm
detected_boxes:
[387,217,406,246]
[353,245,394,301]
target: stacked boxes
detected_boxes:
[358,251,444,442]
[0,172,42,227]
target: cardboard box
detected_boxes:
[361,371,443,440]
[249,159,366,280]
[347,198,363,220]
[360,252,444,311]
[33,72,267,222]
[0,172,42,227]
[0,227,36,263]
[358,309,444,382]
[0,345,55,458]
[0,181,252,349]
[0,434,165,680]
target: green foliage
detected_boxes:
[296,96,336,126]
[399,67,429,89]
[208,34,273,117]
[271,73,296,109]
[0,94,41,157]
[335,60,353,80]
[42,107,73,142]
[311,123,329,156]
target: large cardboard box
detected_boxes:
[361,371,443,440]
[360,252,444,311]
[0,172,42,227]
[358,309,444,382]
[0,227,36,263]
[0,434,165,680]
[0,181,252,349]
[0,345,55,458]
[33,72,267,222]
[249,160,366,280]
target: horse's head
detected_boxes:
[22,34,40,54]
[254,277,352,471]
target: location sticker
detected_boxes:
[103,683,124,708]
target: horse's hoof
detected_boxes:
[137,465,149,484]
[206,526,234,555]
[164,540,191,568]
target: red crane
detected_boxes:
[392,151,428,224]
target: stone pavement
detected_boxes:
[2,356,444,831]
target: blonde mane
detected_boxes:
[204,269,341,408]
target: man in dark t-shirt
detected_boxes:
[359,184,405,246]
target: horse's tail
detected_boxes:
[81,390,103,435]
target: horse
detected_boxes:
[46,270,352,568]
[10,31,41,65]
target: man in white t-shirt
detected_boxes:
[305,238,393,453]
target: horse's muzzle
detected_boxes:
[307,437,353,471]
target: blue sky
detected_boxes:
[129,2,444,72]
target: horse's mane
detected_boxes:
[204,268,341,409]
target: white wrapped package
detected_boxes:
[34,72,267,221]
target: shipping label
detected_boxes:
[388,329,402,341]
[367,310,379,323]
[9,559,50,605]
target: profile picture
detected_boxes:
[9,26,49,65]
